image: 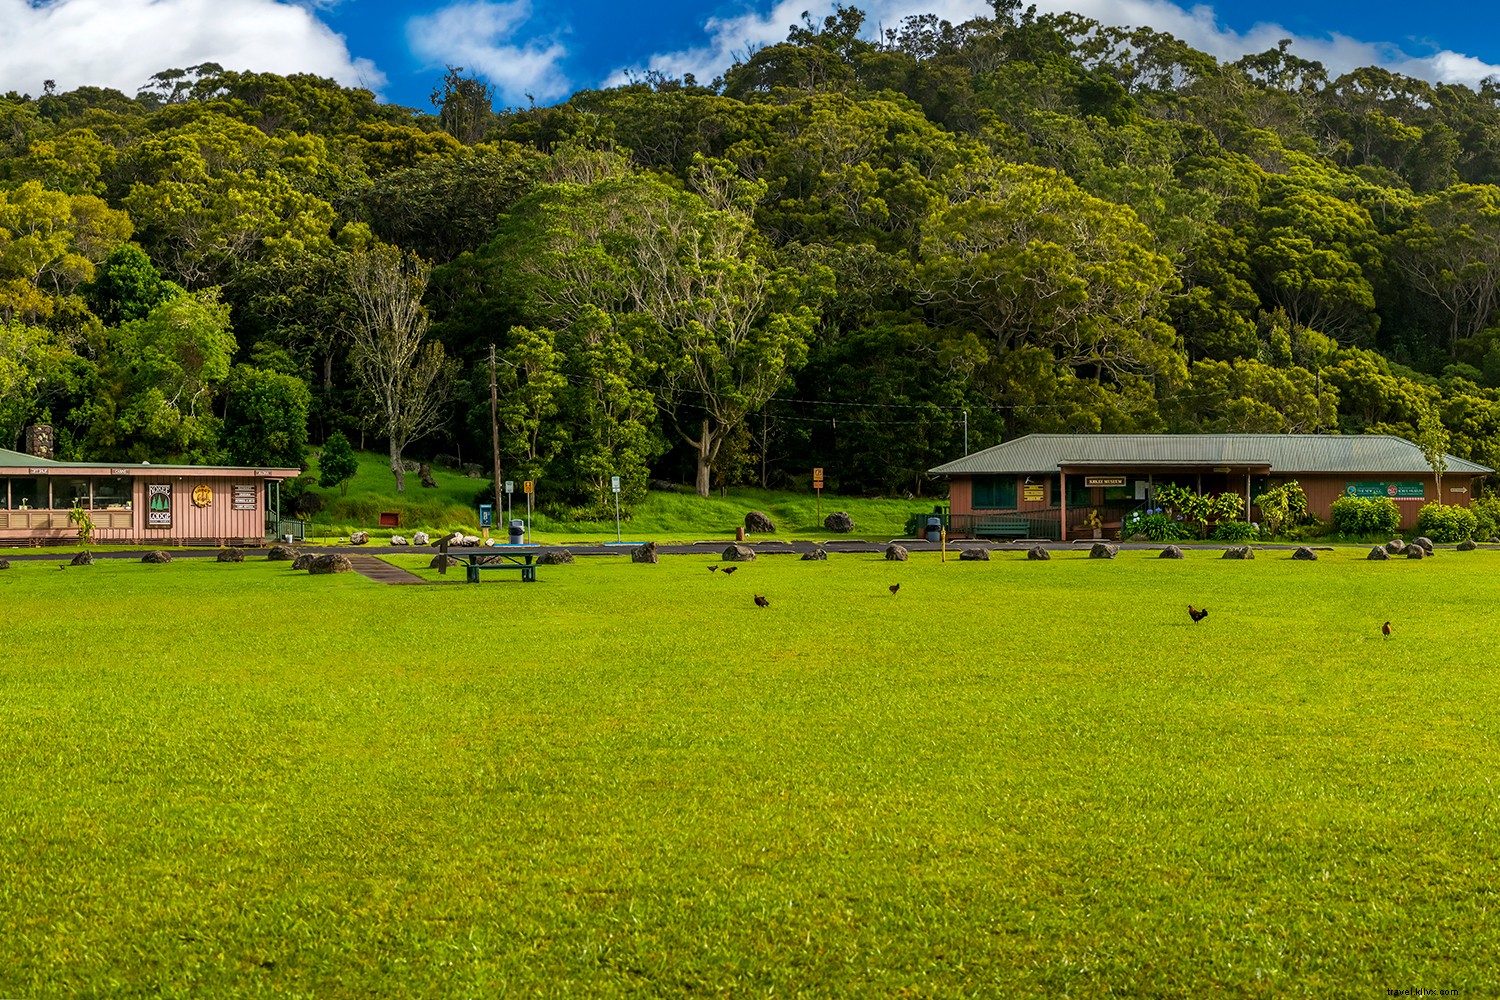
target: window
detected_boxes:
[53,477,92,509]
[93,477,133,509]
[972,476,1017,509]
[10,478,43,510]
[1066,479,1092,508]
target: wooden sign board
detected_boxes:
[231,485,257,511]
[1023,485,1044,502]
[1084,476,1126,487]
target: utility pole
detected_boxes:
[489,344,502,503]
[963,410,969,456]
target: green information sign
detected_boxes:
[1346,481,1425,499]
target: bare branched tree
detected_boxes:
[344,244,459,492]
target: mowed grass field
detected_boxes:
[2,547,1498,997]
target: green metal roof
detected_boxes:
[0,448,298,474]
[930,434,1493,476]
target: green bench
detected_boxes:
[972,518,1032,538]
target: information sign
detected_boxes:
[523,480,534,495]
[1345,481,1424,499]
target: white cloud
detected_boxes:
[0,0,384,99]
[406,0,571,105]
[609,0,1500,92]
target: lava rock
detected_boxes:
[350,530,370,545]
[308,553,353,574]
[216,548,244,562]
[1385,539,1406,554]
[292,553,317,570]
[744,511,776,534]
[801,547,827,561]
[959,547,990,561]
[419,463,437,488]
[267,544,298,561]
[0,558,10,569]
[1292,546,1318,560]
[429,554,461,569]
[632,541,659,564]
[1158,545,1184,559]
[1407,545,1426,560]
[1221,546,1254,560]
[70,551,94,566]
[141,550,172,564]
[885,544,909,561]
[390,535,409,546]
[414,532,431,546]
[1027,546,1051,560]
[1089,542,1118,559]
[1368,546,1390,560]
[722,544,756,562]
[824,511,855,533]
[1413,536,1435,553]
[536,549,574,565]
[1458,539,1479,551]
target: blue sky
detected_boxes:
[3,0,1499,111]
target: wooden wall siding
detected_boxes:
[948,476,972,515]
[136,476,264,543]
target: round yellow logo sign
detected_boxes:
[192,484,213,508]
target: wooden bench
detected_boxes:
[971,518,1032,538]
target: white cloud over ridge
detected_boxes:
[607,0,1500,92]
[406,0,571,105]
[0,0,384,99]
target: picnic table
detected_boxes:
[449,546,540,583]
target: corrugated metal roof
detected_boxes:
[0,448,299,474]
[929,434,1493,476]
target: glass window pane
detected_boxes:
[11,478,42,510]
[973,476,1016,509]
[93,477,133,509]
[53,477,92,510]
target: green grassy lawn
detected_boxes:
[2,548,1497,996]
[302,449,925,543]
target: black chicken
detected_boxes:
[1188,605,1209,623]
[754,594,769,608]
[722,566,738,575]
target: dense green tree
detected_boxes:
[222,364,310,467]
[317,430,359,495]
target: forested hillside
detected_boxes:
[7,2,1500,516]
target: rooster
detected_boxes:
[708,565,718,572]
[1188,605,1208,623]
[722,566,738,575]
[754,594,769,608]
[889,584,900,595]
[1383,621,1392,639]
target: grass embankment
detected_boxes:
[2,548,1498,995]
[303,449,923,542]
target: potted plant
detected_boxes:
[1081,508,1103,539]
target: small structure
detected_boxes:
[931,433,1490,539]
[0,438,298,546]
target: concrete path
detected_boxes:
[343,554,426,585]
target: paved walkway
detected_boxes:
[343,553,427,585]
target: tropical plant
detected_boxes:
[1416,502,1477,543]
[1330,495,1401,536]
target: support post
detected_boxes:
[489,344,502,507]
[1059,468,1067,542]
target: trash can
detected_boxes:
[926,516,942,543]
[508,519,525,545]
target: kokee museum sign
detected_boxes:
[1345,481,1425,499]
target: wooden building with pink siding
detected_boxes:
[930,433,1492,541]
[0,445,300,546]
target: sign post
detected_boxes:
[523,480,534,543]
[813,467,824,520]
[504,480,514,529]
[611,475,622,542]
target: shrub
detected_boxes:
[1470,494,1500,539]
[1211,520,1258,541]
[1254,480,1309,537]
[1416,503,1478,543]
[1330,496,1401,536]
[1124,509,1191,541]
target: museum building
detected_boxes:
[930,433,1493,541]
